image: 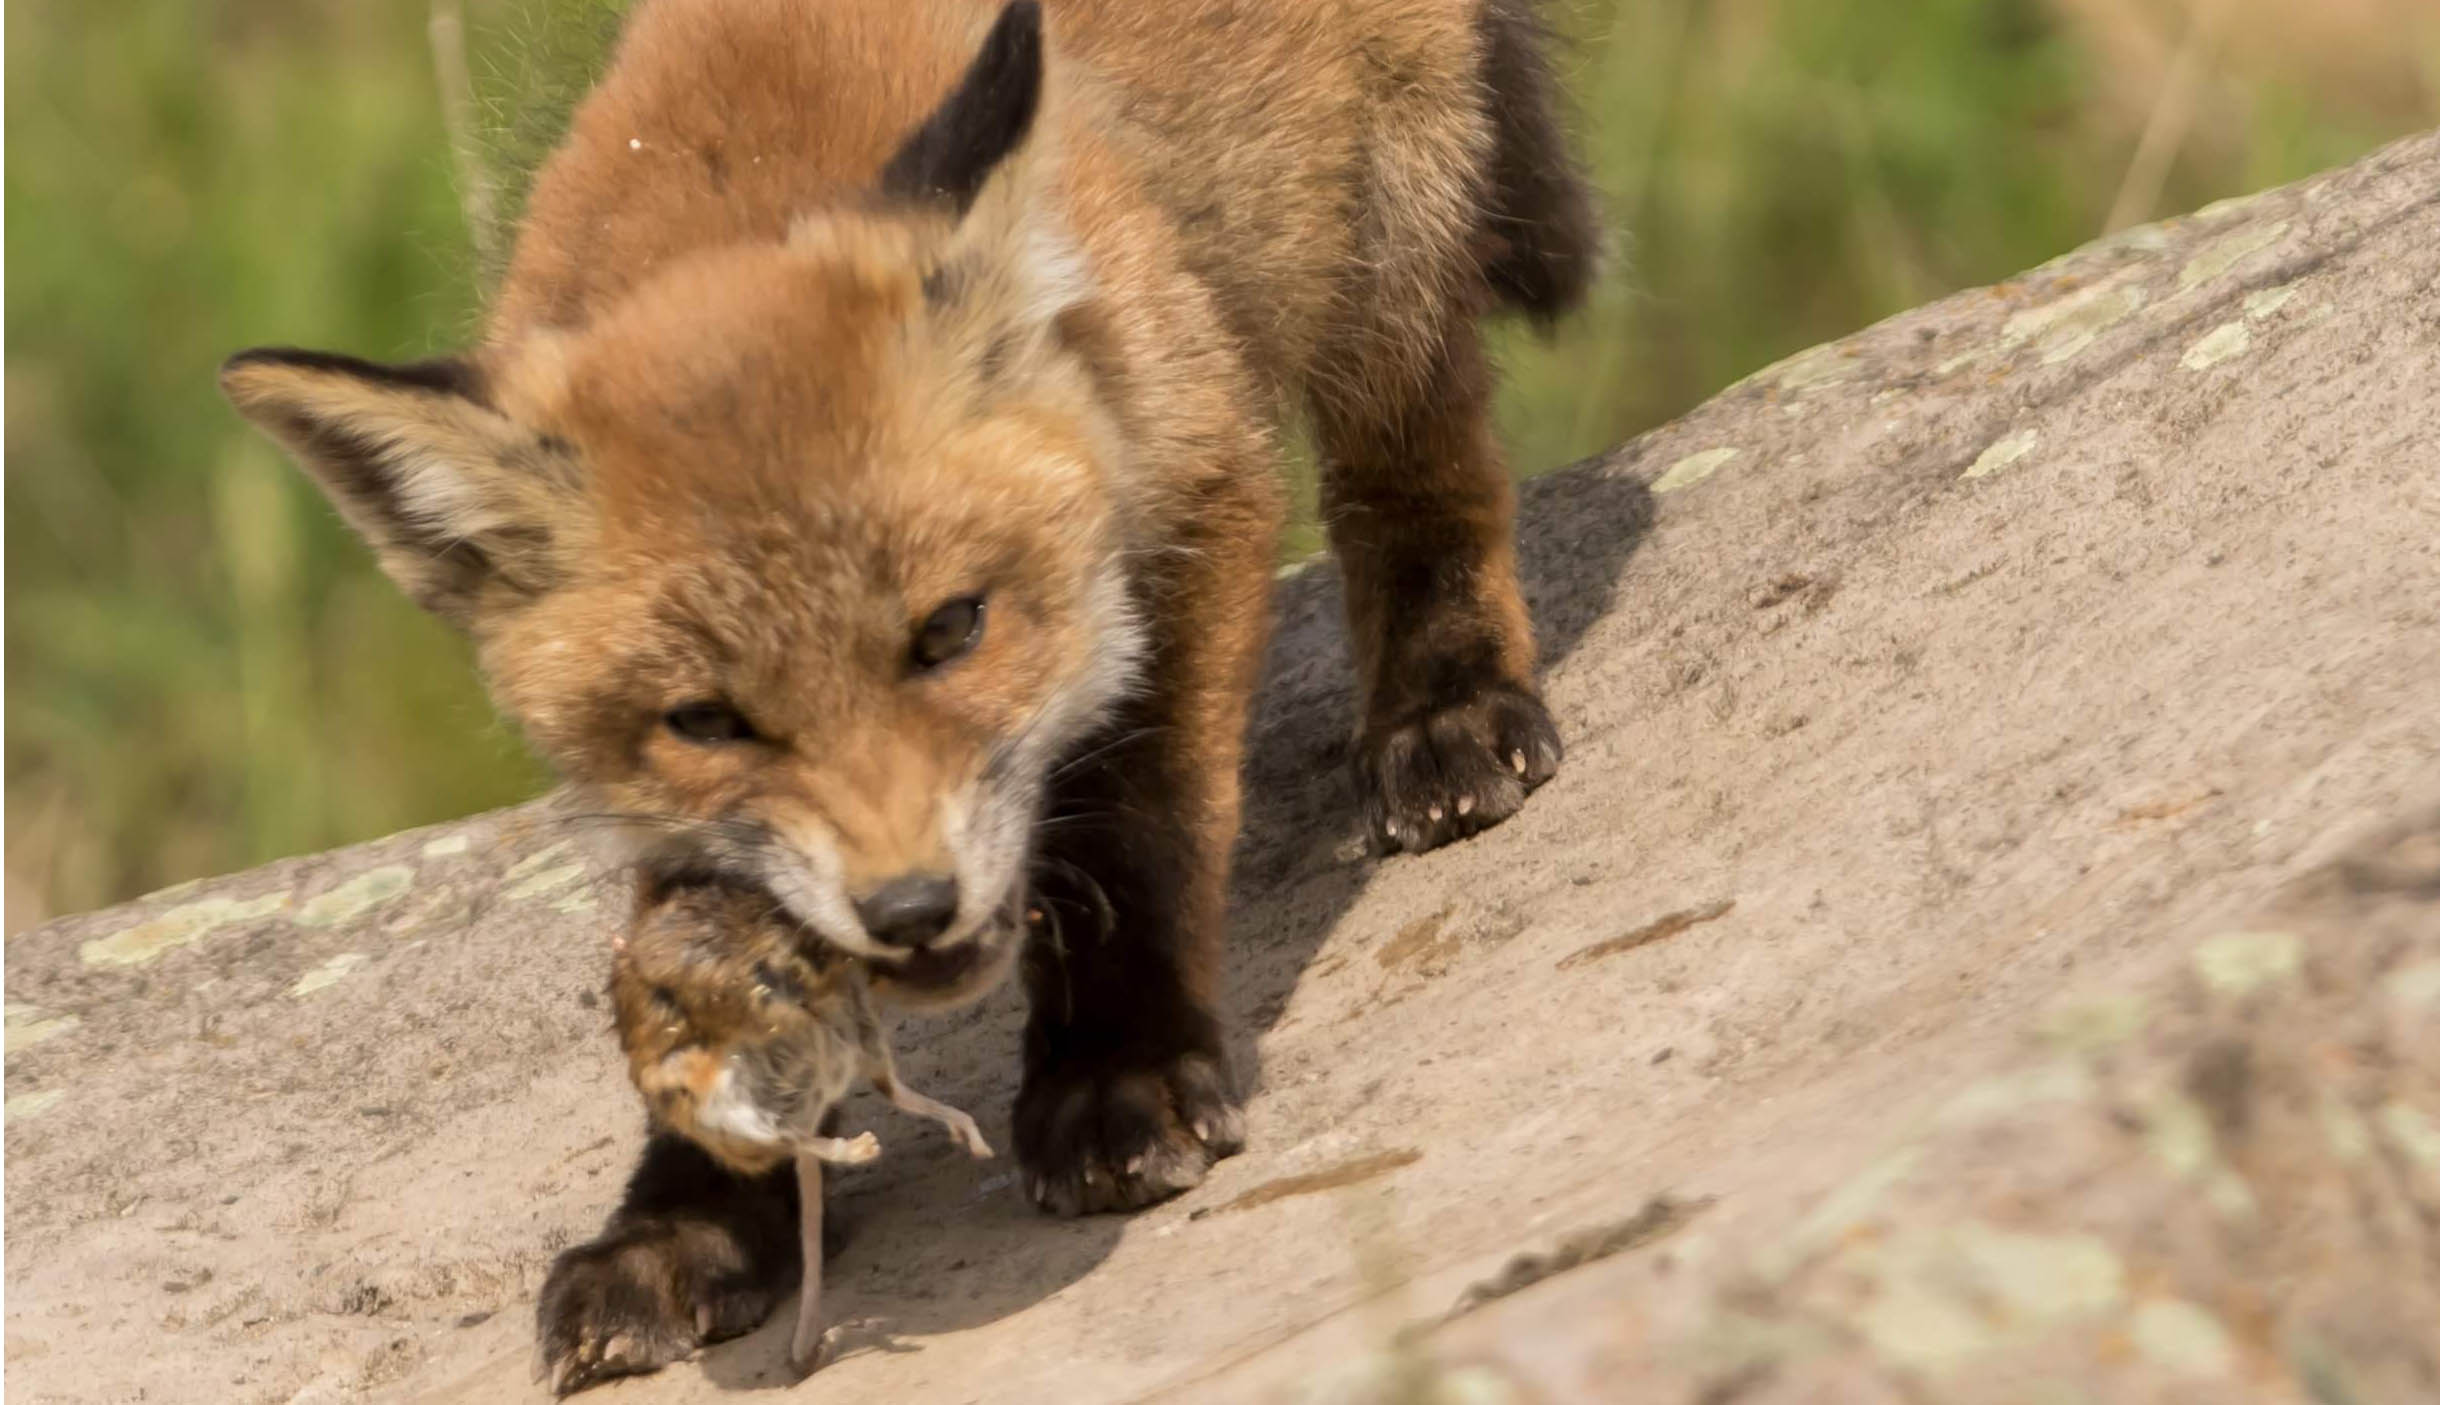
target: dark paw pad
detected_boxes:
[534,1227,783,1396]
[1359,682,1561,854]
[1014,1050,1244,1216]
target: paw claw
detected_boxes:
[1016,1049,1243,1217]
[536,1202,787,1395]
[1359,683,1560,855]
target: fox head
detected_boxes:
[220,2,1134,1005]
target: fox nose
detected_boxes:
[854,875,960,948]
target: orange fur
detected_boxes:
[226,9,1596,1349]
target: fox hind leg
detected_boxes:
[1311,0,1592,854]
[1315,319,1562,855]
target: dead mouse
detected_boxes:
[608,877,992,1369]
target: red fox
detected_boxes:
[221,0,1593,1389]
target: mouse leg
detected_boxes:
[882,1074,993,1159]
[802,1131,881,1165]
[866,1041,993,1158]
[790,1154,827,1370]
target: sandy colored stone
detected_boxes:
[6,130,2438,1405]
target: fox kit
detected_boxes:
[221,0,1594,1388]
[602,880,989,1387]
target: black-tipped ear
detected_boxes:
[219,346,569,626]
[878,0,1044,216]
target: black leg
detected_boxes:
[1012,703,1251,1216]
[535,1132,802,1395]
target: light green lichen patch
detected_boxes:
[2141,1092,2257,1216]
[79,891,292,968]
[500,840,592,902]
[2192,929,2301,995]
[1422,1366,1528,1405]
[506,860,591,902]
[2181,321,2252,371]
[1677,1310,1837,1387]
[2040,992,2147,1054]
[2001,282,2147,364]
[1292,1351,1405,1405]
[1843,1222,2124,1373]
[1962,430,2039,480]
[2203,1168,2258,1220]
[1764,1147,1921,1280]
[1934,349,1988,376]
[2377,1102,2440,1174]
[291,953,372,998]
[4,1004,82,1054]
[421,833,471,859]
[2107,225,2176,254]
[385,890,457,937]
[2190,193,2262,224]
[296,865,414,928]
[2132,1297,2235,1377]
[1952,1223,2125,1322]
[1937,1060,2093,1128]
[504,842,574,880]
[551,891,599,916]
[5,1089,65,1124]
[2244,285,2301,320]
[1855,1277,1996,1371]
[136,876,208,905]
[2177,221,2290,294]
[2319,1095,2372,1163]
[1735,343,1855,396]
[1652,447,1740,495]
[2383,959,2440,1012]
[2146,1092,2216,1178]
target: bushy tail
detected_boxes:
[1477,0,1601,324]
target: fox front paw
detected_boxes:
[1358,680,1562,854]
[1013,1047,1244,1216]
[534,1222,787,1395]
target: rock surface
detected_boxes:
[8,130,2438,1405]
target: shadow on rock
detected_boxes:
[1229,459,1655,1087]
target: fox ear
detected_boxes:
[879,1,1044,216]
[871,1,1088,365]
[219,348,574,627]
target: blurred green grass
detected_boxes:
[7,0,2435,928]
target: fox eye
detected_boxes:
[911,594,986,671]
[663,701,756,744]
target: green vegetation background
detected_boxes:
[8,0,2435,927]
